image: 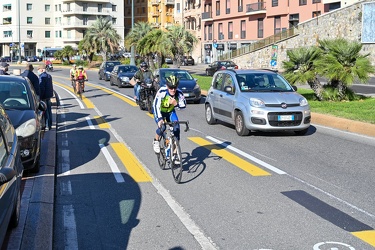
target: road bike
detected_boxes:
[74,79,87,100]
[156,120,189,183]
[71,77,76,94]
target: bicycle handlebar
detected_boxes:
[165,120,189,132]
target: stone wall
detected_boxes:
[232,0,375,70]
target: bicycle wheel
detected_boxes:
[156,136,166,170]
[78,81,83,100]
[170,138,183,183]
[72,80,77,94]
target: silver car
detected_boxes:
[205,69,311,136]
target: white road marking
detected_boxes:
[54,84,85,109]
[61,149,70,175]
[63,205,79,249]
[206,136,287,174]
[99,144,125,183]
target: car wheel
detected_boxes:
[294,128,309,135]
[9,189,21,228]
[206,70,210,76]
[235,111,249,136]
[194,98,201,104]
[205,104,216,125]
[117,79,122,88]
[99,73,102,80]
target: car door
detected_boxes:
[209,61,218,76]
[219,73,237,123]
[111,66,119,84]
[208,72,225,119]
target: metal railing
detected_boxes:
[219,27,297,60]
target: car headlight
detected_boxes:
[299,97,308,107]
[250,98,265,108]
[193,84,200,90]
[16,118,37,138]
[121,76,130,82]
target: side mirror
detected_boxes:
[224,85,233,94]
[194,78,198,82]
[0,168,16,185]
[39,101,47,112]
[292,85,298,91]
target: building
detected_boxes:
[0,0,124,59]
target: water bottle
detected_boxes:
[165,138,170,159]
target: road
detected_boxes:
[3,66,375,250]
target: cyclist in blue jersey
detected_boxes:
[152,75,186,153]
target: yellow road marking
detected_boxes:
[86,83,137,107]
[352,230,375,247]
[53,81,94,108]
[188,137,271,176]
[94,116,110,129]
[111,142,152,182]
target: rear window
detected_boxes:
[0,81,31,109]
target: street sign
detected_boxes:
[270,60,277,67]
[213,43,218,48]
[10,43,13,47]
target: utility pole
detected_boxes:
[18,0,21,64]
[130,0,135,65]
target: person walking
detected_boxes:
[21,63,40,97]
[0,62,10,75]
[38,64,54,130]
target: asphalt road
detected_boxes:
[2,65,375,250]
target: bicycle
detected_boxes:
[74,78,87,100]
[71,77,76,94]
[156,120,189,183]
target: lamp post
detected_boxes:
[17,0,21,64]
[130,0,135,65]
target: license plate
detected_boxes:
[184,93,190,97]
[227,67,234,69]
[278,115,294,121]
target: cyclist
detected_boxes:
[133,62,154,103]
[74,65,88,93]
[70,64,77,82]
[152,75,186,158]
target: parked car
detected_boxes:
[0,103,23,247]
[182,56,195,66]
[154,68,202,104]
[122,52,131,58]
[165,58,173,64]
[0,75,46,172]
[98,61,121,81]
[205,60,238,76]
[1,56,11,62]
[109,64,138,88]
[26,56,41,62]
[205,69,311,136]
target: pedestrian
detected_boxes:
[38,64,54,130]
[21,63,40,97]
[0,62,10,75]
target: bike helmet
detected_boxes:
[165,75,179,89]
[78,65,83,69]
[140,62,148,69]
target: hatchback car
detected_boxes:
[154,68,202,104]
[182,56,195,66]
[0,75,46,172]
[109,65,138,88]
[205,60,238,76]
[98,61,122,81]
[0,104,23,247]
[205,69,311,136]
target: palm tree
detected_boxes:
[125,22,153,63]
[315,38,375,100]
[84,17,121,62]
[163,25,198,67]
[137,29,167,69]
[282,47,324,101]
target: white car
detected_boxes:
[122,52,131,58]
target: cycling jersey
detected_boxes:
[75,69,87,80]
[153,86,186,121]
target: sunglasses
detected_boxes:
[168,86,177,90]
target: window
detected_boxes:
[83,17,88,25]
[258,18,264,38]
[226,0,230,14]
[312,0,321,3]
[299,0,307,6]
[241,20,246,39]
[83,3,88,11]
[3,17,12,25]
[274,16,281,34]
[238,0,243,12]
[112,5,117,11]
[272,0,278,7]
[3,4,11,11]
[312,11,321,17]
[27,4,32,11]
[228,22,233,39]
[218,23,224,40]
[213,73,224,90]
[0,132,8,167]
[45,18,51,25]
[55,31,58,38]
[27,17,32,24]
[45,4,50,11]
[59,4,61,11]
[3,30,12,38]
[45,31,51,38]
[67,30,71,39]
[216,1,220,16]
[55,5,57,11]
[208,24,213,40]
[67,3,71,11]
[98,4,103,12]
[112,18,117,24]
[59,31,62,37]
[27,30,33,38]
[55,17,58,24]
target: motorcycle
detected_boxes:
[138,78,157,114]
[46,64,53,72]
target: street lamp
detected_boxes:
[17,0,21,64]
[130,0,135,65]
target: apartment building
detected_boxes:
[0,0,124,59]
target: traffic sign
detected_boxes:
[213,43,218,48]
[10,43,13,47]
[270,60,277,67]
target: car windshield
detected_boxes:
[0,81,31,110]
[118,66,138,73]
[106,62,121,68]
[236,73,294,92]
[161,70,194,81]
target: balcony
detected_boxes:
[61,8,112,16]
[151,12,160,17]
[202,12,213,21]
[165,0,175,5]
[61,21,94,28]
[151,0,160,5]
[246,2,266,15]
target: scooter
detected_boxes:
[46,64,53,72]
[138,78,157,114]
